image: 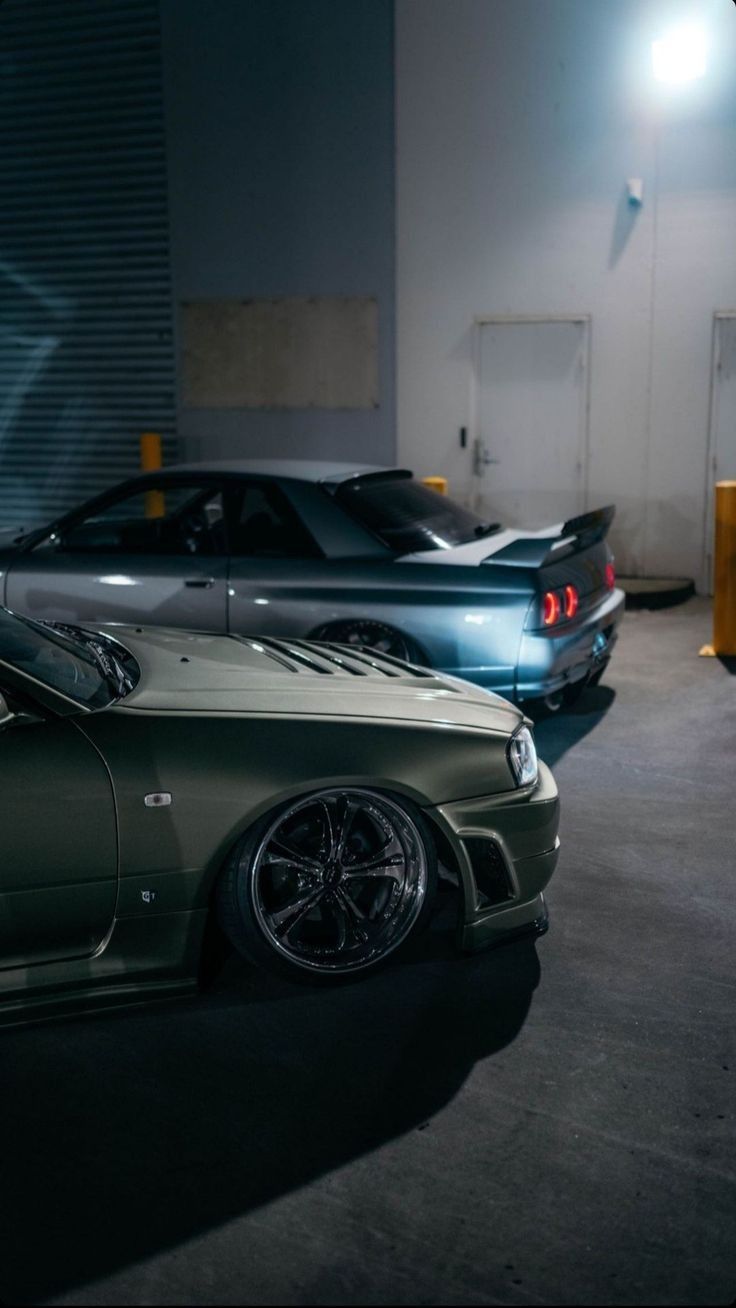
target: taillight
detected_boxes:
[542,591,561,626]
[564,584,579,619]
[605,562,615,590]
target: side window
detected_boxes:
[41,484,226,557]
[231,483,321,559]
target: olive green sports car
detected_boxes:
[0,606,559,1023]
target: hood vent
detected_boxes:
[231,635,434,680]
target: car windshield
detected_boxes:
[335,475,501,553]
[0,608,136,708]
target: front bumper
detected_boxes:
[515,586,625,700]
[428,759,559,953]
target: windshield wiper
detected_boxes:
[44,622,135,697]
[88,640,134,698]
[473,522,502,539]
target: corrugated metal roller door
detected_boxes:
[0,0,177,531]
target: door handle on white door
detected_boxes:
[184,578,216,588]
[473,439,500,476]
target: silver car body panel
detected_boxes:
[4,552,229,631]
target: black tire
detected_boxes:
[524,690,564,718]
[562,678,587,706]
[526,676,589,717]
[309,619,425,665]
[216,788,438,984]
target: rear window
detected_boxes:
[336,476,500,553]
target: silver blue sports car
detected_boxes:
[0,460,624,706]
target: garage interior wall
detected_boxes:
[160,0,396,466]
[396,0,736,582]
[0,0,177,529]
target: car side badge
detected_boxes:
[144,792,172,807]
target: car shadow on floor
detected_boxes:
[0,905,541,1305]
[529,685,616,767]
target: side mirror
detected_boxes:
[0,692,15,730]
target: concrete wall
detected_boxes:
[396,0,736,581]
[160,0,395,465]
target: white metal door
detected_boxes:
[703,313,736,594]
[473,316,589,528]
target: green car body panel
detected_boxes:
[0,620,559,1024]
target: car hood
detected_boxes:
[102,625,522,736]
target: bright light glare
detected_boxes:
[652,24,707,83]
[97,574,139,586]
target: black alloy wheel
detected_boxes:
[217,788,437,982]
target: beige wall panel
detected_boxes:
[181,297,378,409]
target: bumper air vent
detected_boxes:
[463,837,514,908]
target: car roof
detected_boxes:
[163,459,410,486]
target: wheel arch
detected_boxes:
[198,772,440,902]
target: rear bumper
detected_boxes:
[515,586,625,700]
[427,760,560,953]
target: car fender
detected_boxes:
[78,709,519,923]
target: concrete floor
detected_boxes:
[1,597,734,1306]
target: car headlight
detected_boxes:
[507,725,538,787]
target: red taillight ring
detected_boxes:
[564,584,579,619]
[605,562,615,590]
[543,590,561,626]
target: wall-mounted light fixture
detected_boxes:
[651,23,708,83]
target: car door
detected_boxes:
[5,477,229,631]
[0,687,117,970]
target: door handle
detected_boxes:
[184,577,216,589]
[473,438,500,476]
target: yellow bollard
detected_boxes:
[712,481,736,655]
[700,481,736,656]
[422,476,448,495]
[140,431,162,472]
[140,432,165,519]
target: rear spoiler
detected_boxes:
[483,505,615,568]
[561,504,615,545]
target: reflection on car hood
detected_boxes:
[101,626,521,735]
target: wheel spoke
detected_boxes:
[268,838,323,873]
[268,886,325,937]
[314,798,336,859]
[333,795,359,861]
[327,896,348,950]
[343,871,404,886]
[343,850,405,878]
[335,885,366,923]
[332,889,371,948]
